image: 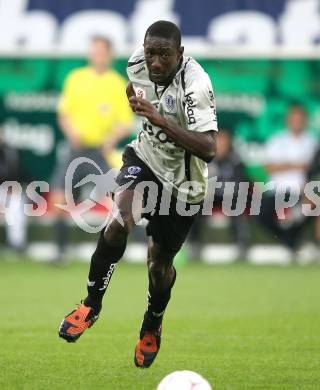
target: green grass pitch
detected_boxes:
[1,260,320,389]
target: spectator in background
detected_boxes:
[51,36,133,262]
[259,104,317,253]
[0,131,27,254]
[189,129,250,259]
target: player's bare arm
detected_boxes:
[129,95,216,163]
[126,81,136,100]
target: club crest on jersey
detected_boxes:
[136,88,145,99]
[165,94,175,111]
[128,166,142,175]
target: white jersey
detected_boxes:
[127,47,218,203]
[265,131,317,193]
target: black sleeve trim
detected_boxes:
[180,57,191,92]
[128,59,145,67]
[184,152,192,181]
[181,69,186,91]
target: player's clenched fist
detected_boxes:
[129,96,165,128]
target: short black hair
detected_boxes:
[144,20,181,48]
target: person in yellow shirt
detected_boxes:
[51,36,133,262]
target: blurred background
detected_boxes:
[1,0,320,265]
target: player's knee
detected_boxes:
[148,240,177,263]
[104,216,132,245]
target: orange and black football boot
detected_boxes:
[134,312,163,368]
[58,303,100,343]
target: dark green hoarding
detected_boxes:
[0,58,319,182]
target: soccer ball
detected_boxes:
[157,370,212,390]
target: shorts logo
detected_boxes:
[136,88,145,99]
[164,94,175,111]
[128,166,141,175]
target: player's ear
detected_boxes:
[178,46,184,59]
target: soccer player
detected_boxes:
[58,20,218,368]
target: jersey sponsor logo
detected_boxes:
[209,90,217,116]
[185,92,196,125]
[128,166,142,175]
[152,142,183,155]
[143,122,172,144]
[136,88,145,99]
[164,94,176,112]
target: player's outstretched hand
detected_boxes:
[129,96,165,128]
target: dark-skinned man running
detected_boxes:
[58,20,218,368]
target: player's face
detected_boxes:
[144,37,183,85]
[287,108,307,135]
[89,40,112,70]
